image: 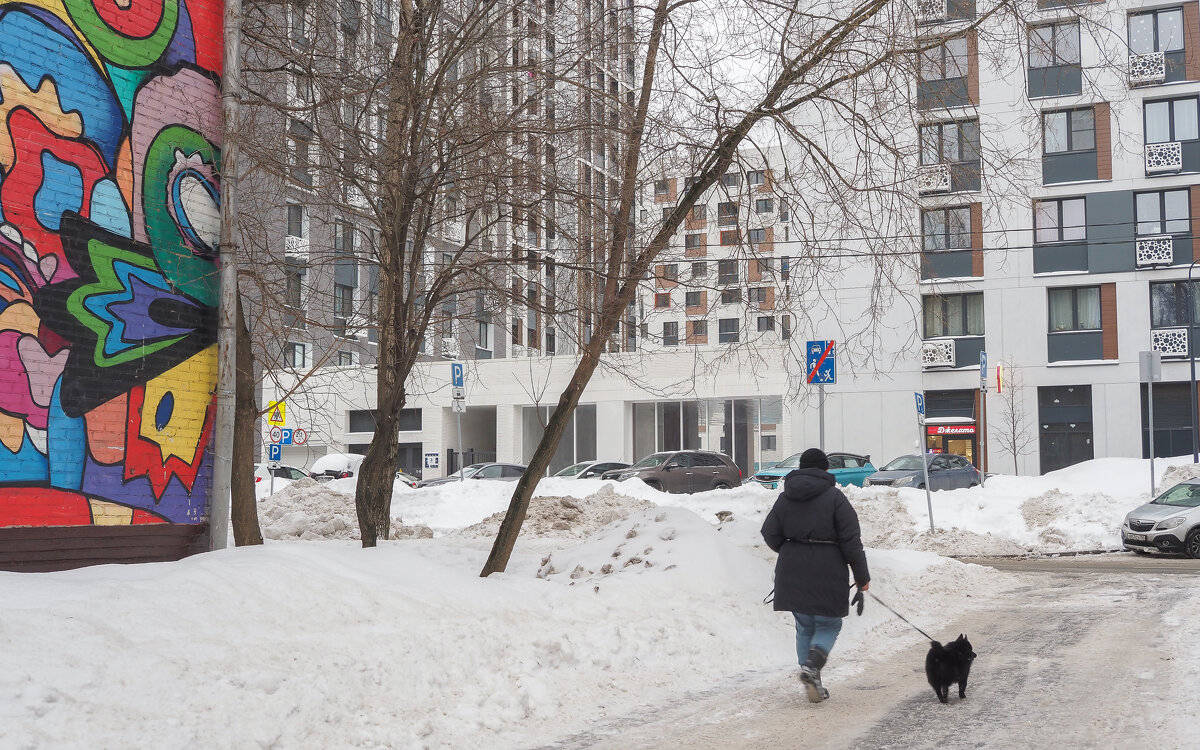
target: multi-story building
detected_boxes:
[266,0,1200,479]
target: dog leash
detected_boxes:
[864,589,935,642]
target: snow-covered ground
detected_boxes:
[3,456,1199,749]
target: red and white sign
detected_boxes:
[927,424,976,436]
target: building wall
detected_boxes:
[0,0,223,568]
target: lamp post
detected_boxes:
[1190,259,1200,464]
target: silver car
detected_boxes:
[1122,479,1200,557]
[863,454,980,490]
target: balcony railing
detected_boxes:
[920,338,955,368]
[1135,236,1174,267]
[284,235,308,258]
[916,163,951,194]
[1151,327,1188,358]
[1129,52,1166,86]
[1145,141,1183,174]
[916,0,948,23]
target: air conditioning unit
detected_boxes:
[1151,327,1188,358]
[916,163,951,195]
[284,235,309,258]
[1128,51,1166,87]
[915,0,947,23]
[1145,141,1183,174]
[441,337,461,359]
[1135,236,1173,268]
[920,339,955,368]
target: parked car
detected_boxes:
[416,462,526,488]
[310,452,366,481]
[254,463,310,484]
[750,452,876,490]
[553,460,632,479]
[396,471,421,488]
[1122,478,1200,557]
[600,450,741,493]
[863,454,980,490]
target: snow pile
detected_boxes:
[458,483,656,540]
[259,478,433,541]
[1159,462,1200,492]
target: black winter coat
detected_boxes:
[760,468,870,617]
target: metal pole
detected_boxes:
[1190,259,1200,464]
[818,384,825,451]
[1149,378,1156,497]
[456,409,464,481]
[979,389,987,488]
[211,0,242,550]
[920,423,935,533]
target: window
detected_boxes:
[757,258,775,274]
[289,0,309,44]
[690,319,708,337]
[337,351,354,366]
[748,228,767,244]
[663,321,679,346]
[919,121,981,165]
[1029,22,1080,68]
[757,316,775,332]
[781,315,792,340]
[691,205,707,221]
[717,259,739,284]
[720,229,739,245]
[685,291,701,307]
[755,198,773,214]
[663,263,678,280]
[718,318,739,343]
[1129,8,1184,56]
[660,207,672,222]
[478,320,492,349]
[285,269,303,309]
[779,201,790,222]
[546,328,556,354]
[691,261,708,278]
[288,122,313,187]
[721,172,741,188]
[922,206,971,251]
[334,220,356,253]
[284,342,308,367]
[1144,96,1198,144]
[761,435,777,451]
[654,179,669,196]
[1150,280,1200,327]
[287,204,305,237]
[750,287,768,304]
[511,317,520,344]
[1034,198,1086,243]
[1043,108,1095,153]
[747,170,766,186]
[684,234,703,252]
[923,292,984,337]
[1136,189,1190,235]
[721,288,741,304]
[1048,286,1101,332]
[781,256,790,280]
[717,202,738,226]
[919,36,968,81]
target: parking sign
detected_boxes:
[267,443,282,462]
[915,392,926,424]
[451,362,464,388]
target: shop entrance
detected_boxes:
[925,424,977,465]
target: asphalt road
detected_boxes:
[533,553,1194,750]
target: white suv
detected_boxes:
[1121,479,1200,557]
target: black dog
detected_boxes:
[925,634,976,704]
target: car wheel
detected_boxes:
[968,482,978,488]
[1186,529,1200,559]
[644,480,663,492]
[713,481,731,490]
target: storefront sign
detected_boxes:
[926,424,976,436]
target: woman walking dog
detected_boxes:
[761,448,871,703]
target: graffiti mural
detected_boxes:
[0,0,221,537]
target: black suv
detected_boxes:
[600,450,742,493]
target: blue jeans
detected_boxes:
[793,613,843,665]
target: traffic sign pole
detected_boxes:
[979,350,987,488]
[915,392,934,533]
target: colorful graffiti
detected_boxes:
[0,0,221,531]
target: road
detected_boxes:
[534,554,1197,749]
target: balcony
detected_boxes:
[1151,327,1188,358]
[916,164,951,195]
[920,339,955,368]
[1145,141,1182,174]
[284,235,308,258]
[916,0,947,23]
[1135,236,1174,267]
[1128,52,1166,87]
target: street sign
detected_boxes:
[452,399,467,413]
[1139,350,1162,382]
[915,392,926,425]
[452,386,465,400]
[267,443,282,462]
[269,425,283,443]
[293,428,308,445]
[424,452,440,469]
[805,340,836,384]
[979,351,988,392]
[451,362,464,388]
[281,428,293,445]
[267,401,286,427]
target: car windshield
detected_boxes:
[630,453,670,469]
[882,456,925,471]
[770,454,803,470]
[1153,482,1200,508]
[447,465,483,479]
[553,462,591,477]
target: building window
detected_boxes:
[1034,198,1086,243]
[1048,286,1101,332]
[1135,189,1190,235]
[919,120,980,165]
[654,179,669,196]
[285,269,304,309]
[654,292,670,308]
[918,36,968,81]
[755,198,773,213]
[288,123,313,187]
[779,201,790,222]
[747,170,766,186]
[338,351,354,366]
[334,283,354,318]
[685,291,701,307]
[781,315,792,340]
[663,263,678,280]
[717,202,738,226]
[334,220,356,253]
[748,228,767,244]
[781,256,790,280]
[546,328,556,354]
[511,317,520,344]
[921,206,971,251]
[717,259,739,284]
[757,258,774,274]
[685,234,703,252]
[1150,280,1200,327]
[691,319,708,337]
[719,229,739,245]
[923,292,984,337]
[661,207,672,222]
[691,204,707,221]
[478,320,492,349]
[1029,22,1080,69]
[691,261,707,278]
[757,315,775,332]
[720,288,741,304]
[721,172,741,188]
[1129,7,1184,56]
[749,287,768,304]
[287,204,305,237]
[289,0,309,44]
[284,342,308,367]
[761,435,777,451]
[718,318,739,343]
[1144,96,1198,144]
[663,321,679,346]
[1043,108,1094,154]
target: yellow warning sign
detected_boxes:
[267,401,287,427]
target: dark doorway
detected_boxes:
[1141,382,1196,458]
[1038,385,1093,474]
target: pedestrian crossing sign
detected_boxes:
[267,401,286,427]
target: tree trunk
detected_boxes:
[231,296,264,546]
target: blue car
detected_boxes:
[750,452,876,490]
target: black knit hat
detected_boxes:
[799,448,830,471]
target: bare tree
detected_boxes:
[992,359,1035,475]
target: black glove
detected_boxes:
[851,587,864,616]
